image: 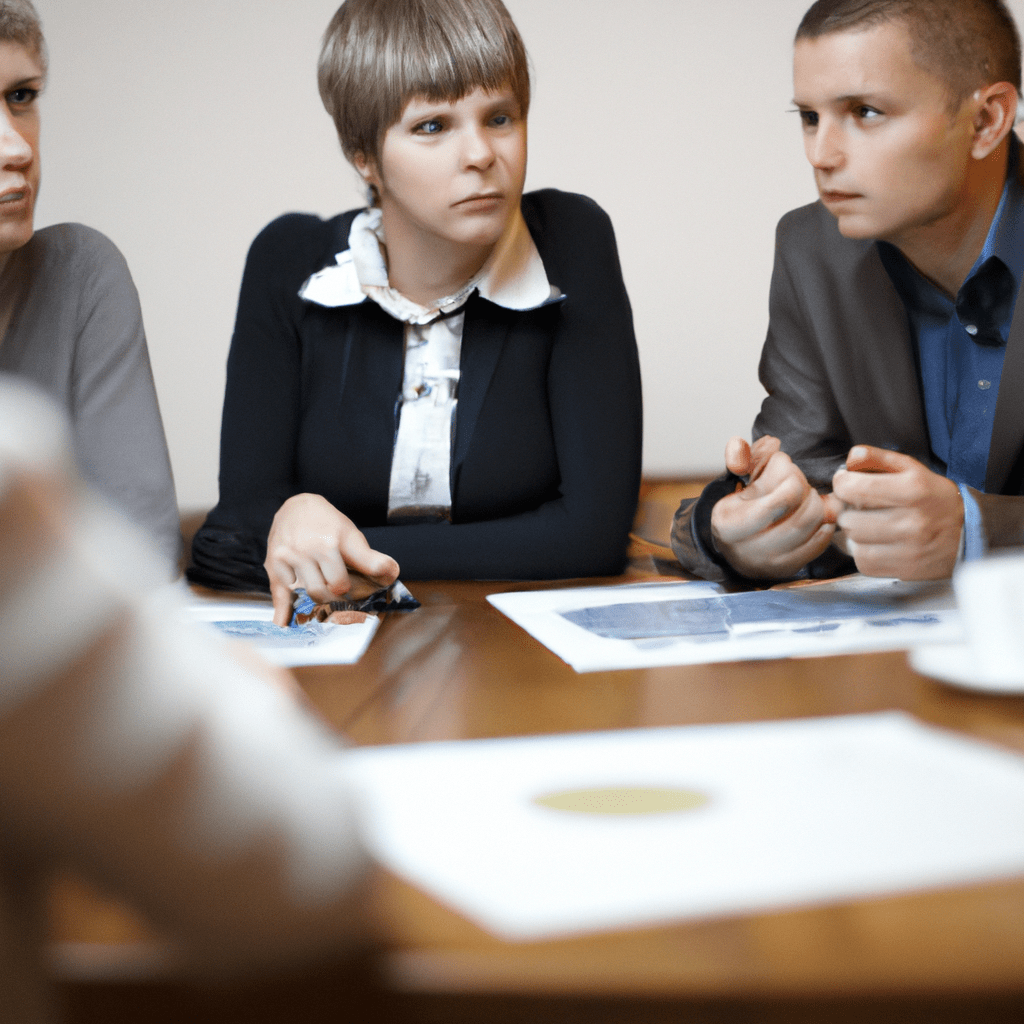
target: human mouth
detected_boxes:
[0,187,31,210]
[455,192,503,208]
[820,189,861,204]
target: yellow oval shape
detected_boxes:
[533,786,709,816]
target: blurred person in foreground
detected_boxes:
[0,376,370,1022]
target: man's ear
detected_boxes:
[970,81,1018,159]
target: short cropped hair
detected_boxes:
[318,0,530,165]
[796,0,1021,105]
[0,0,46,77]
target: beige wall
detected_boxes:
[29,0,1024,510]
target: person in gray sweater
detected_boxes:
[0,0,179,567]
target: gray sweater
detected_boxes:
[0,223,179,565]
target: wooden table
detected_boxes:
[52,554,1024,1023]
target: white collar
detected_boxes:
[298,205,563,325]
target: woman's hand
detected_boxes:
[264,494,399,626]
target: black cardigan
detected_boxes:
[189,189,642,589]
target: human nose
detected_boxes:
[0,111,31,170]
[460,125,496,171]
[806,117,843,171]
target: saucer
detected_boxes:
[909,643,1024,695]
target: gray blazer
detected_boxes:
[673,145,1024,582]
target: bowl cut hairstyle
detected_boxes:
[318,0,530,166]
[0,0,46,77]
[797,0,1021,108]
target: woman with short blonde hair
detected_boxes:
[191,0,643,624]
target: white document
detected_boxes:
[342,713,1024,940]
[186,597,379,667]
[487,576,962,672]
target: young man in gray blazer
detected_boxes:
[673,0,1024,584]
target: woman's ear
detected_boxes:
[352,152,382,206]
[970,82,1018,160]
[353,151,378,187]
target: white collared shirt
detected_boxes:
[298,206,562,521]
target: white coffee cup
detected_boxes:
[953,552,1024,684]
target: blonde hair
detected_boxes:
[318,0,530,165]
[0,0,45,77]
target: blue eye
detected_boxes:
[415,118,444,135]
[7,87,38,107]
[491,113,511,127]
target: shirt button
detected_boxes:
[964,324,978,335]
[978,380,992,390]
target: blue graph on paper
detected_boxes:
[560,582,949,645]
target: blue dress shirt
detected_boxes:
[878,145,1024,561]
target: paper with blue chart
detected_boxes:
[487,576,962,672]
[187,598,379,667]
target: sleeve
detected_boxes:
[189,216,321,591]
[65,227,181,570]
[356,193,644,579]
[670,212,855,583]
[670,475,746,585]
[973,488,1024,550]
[751,217,856,493]
[0,381,367,971]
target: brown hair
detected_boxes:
[318,0,530,165]
[0,0,45,78]
[797,0,1021,105]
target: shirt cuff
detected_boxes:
[689,472,750,581]
[958,483,985,563]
